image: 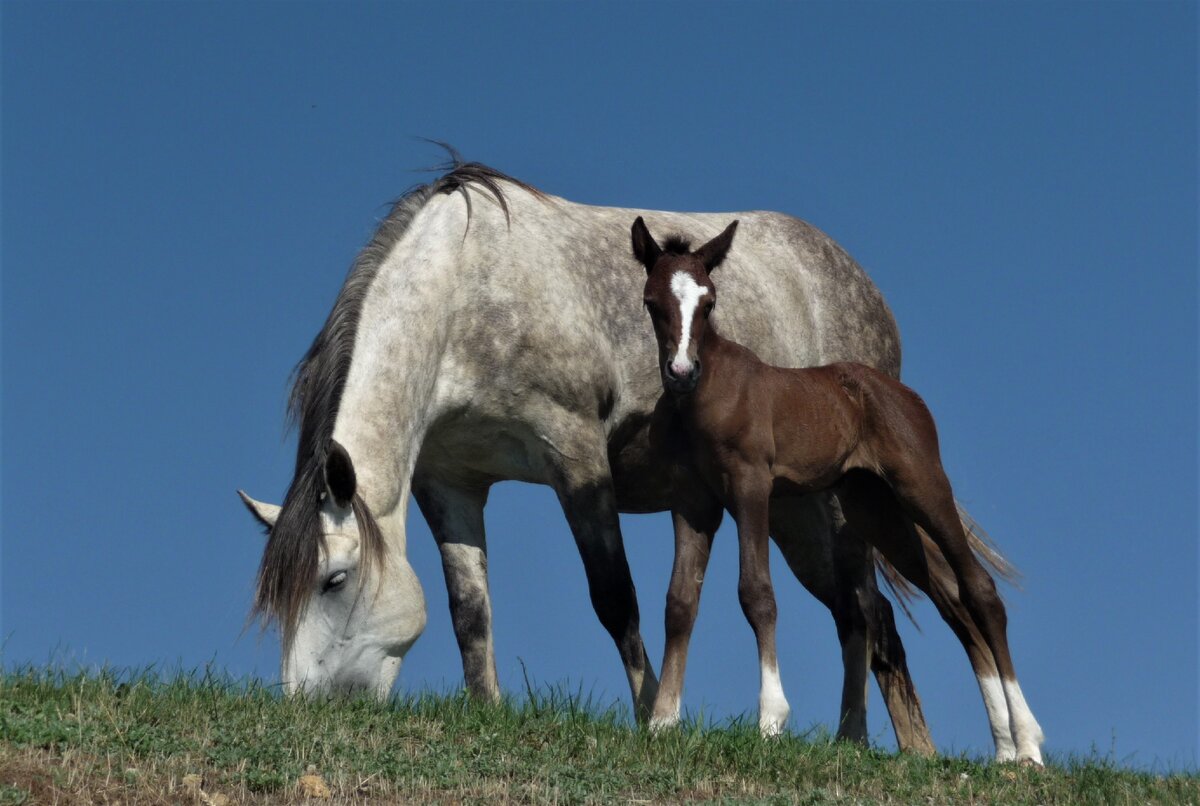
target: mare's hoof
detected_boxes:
[648,716,679,735]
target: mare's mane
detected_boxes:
[253,148,543,644]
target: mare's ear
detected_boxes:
[324,440,357,508]
[695,220,739,272]
[631,216,663,273]
[238,490,280,531]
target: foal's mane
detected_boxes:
[253,147,544,644]
[661,234,692,255]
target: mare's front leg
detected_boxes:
[650,495,724,731]
[731,474,790,737]
[551,443,659,722]
[412,475,500,702]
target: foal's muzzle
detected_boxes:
[663,359,701,394]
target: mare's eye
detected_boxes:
[323,570,348,593]
[704,301,715,316]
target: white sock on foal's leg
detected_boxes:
[1002,677,1045,765]
[979,675,1018,761]
[759,662,791,737]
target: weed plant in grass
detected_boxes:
[1,667,1196,804]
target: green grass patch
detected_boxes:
[1,666,1195,804]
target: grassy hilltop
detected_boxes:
[1,668,1195,805]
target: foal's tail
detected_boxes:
[954,500,1020,584]
[875,500,1021,624]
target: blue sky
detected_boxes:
[2,1,1195,769]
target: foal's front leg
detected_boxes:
[732,476,790,737]
[650,496,723,731]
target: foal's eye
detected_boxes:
[703,301,715,317]
[323,571,348,593]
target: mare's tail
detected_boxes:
[874,500,1020,625]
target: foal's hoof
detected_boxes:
[758,718,787,739]
[1012,745,1045,768]
[758,702,790,738]
[998,752,1044,769]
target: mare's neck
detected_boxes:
[331,195,464,534]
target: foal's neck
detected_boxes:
[675,324,752,412]
[696,323,747,373]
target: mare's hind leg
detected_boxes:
[650,494,723,731]
[730,474,790,736]
[550,437,659,723]
[769,494,935,754]
[412,475,500,702]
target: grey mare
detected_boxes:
[240,158,1019,758]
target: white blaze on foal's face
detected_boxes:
[668,270,710,375]
[631,216,735,391]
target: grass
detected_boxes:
[1,667,1196,804]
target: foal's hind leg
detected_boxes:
[840,470,1024,760]
[730,474,790,736]
[769,494,935,754]
[882,458,1044,764]
[650,494,723,731]
[913,528,1019,760]
[828,521,873,746]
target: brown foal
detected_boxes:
[632,216,1044,763]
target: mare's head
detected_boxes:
[631,216,739,394]
[238,441,423,699]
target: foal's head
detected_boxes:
[631,216,738,394]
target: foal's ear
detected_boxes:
[238,490,280,531]
[695,220,739,272]
[631,216,663,272]
[324,440,357,508]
